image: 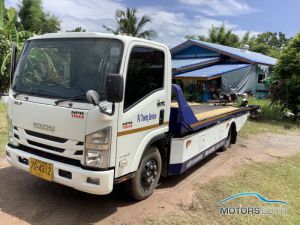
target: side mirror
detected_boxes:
[86,90,100,106]
[106,74,123,103]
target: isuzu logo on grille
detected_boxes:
[33,123,55,132]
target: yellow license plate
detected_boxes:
[29,158,53,181]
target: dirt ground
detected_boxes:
[0,132,300,225]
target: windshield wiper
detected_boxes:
[13,89,55,98]
[31,89,55,95]
[54,94,86,105]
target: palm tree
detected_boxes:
[103,8,156,39]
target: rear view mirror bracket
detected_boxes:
[99,102,115,116]
[86,90,115,116]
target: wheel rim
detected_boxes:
[141,159,158,190]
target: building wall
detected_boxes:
[172,42,273,100]
[255,64,271,98]
[221,65,256,94]
[221,64,271,98]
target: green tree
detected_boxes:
[67,27,86,32]
[250,42,271,55]
[39,13,60,34]
[103,8,156,39]
[256,32,290,49]
[0,6,33,92]
[18,0,60,34]
[271,32,300,118]
[185,26,290,58]
[249,32,290,58]
[0,0,4,28]
[185,24,240,47]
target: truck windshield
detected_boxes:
[12,38,123,101]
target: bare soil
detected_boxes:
[0,132,299,225]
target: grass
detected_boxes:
[239,120,300,137]
[0,101,7,156]
[151,154,300,225]
[238,98,300,136]
[247,97,282,121]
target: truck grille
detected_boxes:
[12,127,84,159]
[25,130,68,143]
[27,140,65,153]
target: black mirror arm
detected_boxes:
[98,103,115,116]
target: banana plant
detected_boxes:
[0,7,33,75]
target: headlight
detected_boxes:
[84,127,111,168]
[6,114,14,145]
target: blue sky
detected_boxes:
[6,0,300,47]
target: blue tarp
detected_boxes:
[175,63,252,79]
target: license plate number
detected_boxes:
[29,158,53,181]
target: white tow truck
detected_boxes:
[3,33,249,200]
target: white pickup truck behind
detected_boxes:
[4,33,249,200]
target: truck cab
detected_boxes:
[5,33,171,200]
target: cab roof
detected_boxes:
[28,32,168,49]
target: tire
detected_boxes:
[126,146,162,201]
[220,128,232,151]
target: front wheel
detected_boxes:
[126,146,162,201]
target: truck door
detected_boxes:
[115,43,168,177]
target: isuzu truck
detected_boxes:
[3,33,249,200]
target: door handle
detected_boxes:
[159,109,164,126]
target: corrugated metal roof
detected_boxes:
[172,40,277,66]
[172,57,220,69]
[175,64,252,79]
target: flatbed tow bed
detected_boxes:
[169,84,250,137]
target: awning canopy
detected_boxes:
[174,63,252,80]
[172,57,220,70]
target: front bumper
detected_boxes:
[5,144,114,195]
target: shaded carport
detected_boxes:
[173,63,252,101]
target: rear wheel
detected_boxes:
[221,128,232,151]
[126,146,162,201]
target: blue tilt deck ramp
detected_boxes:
[169,84,250,137]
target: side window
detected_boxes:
[258,73,266,83]
[124,47,165,110]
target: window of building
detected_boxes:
[124,47,165,110]
[258,74,266,83]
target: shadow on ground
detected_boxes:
[0,152,220,225]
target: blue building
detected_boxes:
[171,40,277,102]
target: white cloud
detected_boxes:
[43,0,124,20]
[6,0,124,31]
[5,0,260,47]
[178,0,255,16]
[42,0,125,31]
[137,8,251,47]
